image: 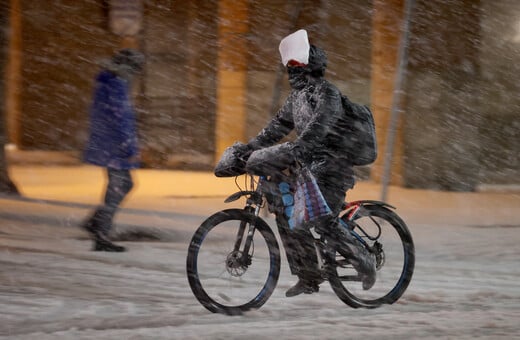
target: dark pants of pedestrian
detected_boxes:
[246,145,354,282]
[89,168,134,236]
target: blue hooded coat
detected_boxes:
[84,70,139,170]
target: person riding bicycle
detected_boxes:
[219,30,376,297]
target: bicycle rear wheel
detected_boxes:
[186,209,281,315]
[329,205,415,308]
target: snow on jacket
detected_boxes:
[247,48,356,189]
[83,70,139,170]
[249,76,348,164]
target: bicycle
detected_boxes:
[186,173,415,315]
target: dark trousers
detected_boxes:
[246,145,354,280]
[275,170,352,280]
[89,168,134,235]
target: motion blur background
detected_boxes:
[3,0,519,191]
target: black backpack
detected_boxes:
[337,95,378,166]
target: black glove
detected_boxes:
[234,142,253,163]
[291,142,312,165]
[214,142,252,177]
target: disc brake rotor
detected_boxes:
[226,251,249,277]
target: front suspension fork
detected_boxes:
[232,206,258,265]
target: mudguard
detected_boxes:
[347,200,395,210]
[343,200,395,221]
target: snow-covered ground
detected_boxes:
[0,166,519,339]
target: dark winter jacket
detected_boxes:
[247,45,356,197]
[249,77,349,164]
[84,70,139,170]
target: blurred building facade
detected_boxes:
[4,0,519,191]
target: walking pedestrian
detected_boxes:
[82,48,145,252]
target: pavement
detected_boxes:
[2,164,519,230]
[1,165,519,339]
[1,165,245,243]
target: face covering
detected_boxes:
[287,66,309,90]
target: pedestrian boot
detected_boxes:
[80,218,96,236]
[93,240,126,252]
[93,234,126,252]
[81,217,125,252]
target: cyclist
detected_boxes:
[229,30,376,297]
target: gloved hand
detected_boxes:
[214,142,253,177]
[233,142,253,162]
[291,142,312,165]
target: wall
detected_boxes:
[138,0,218,169]
[404,0,520,190]
[12,0,519,190]
[404,0,482,191]
[477,0,520,186]
[20,0,118,150]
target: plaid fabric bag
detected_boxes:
[289,167,332,230]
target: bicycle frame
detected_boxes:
[188,172,415,313]
[224,174,395,233]
[222,175,387,276]
[223,174,398,275]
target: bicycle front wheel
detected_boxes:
[186,209,281,315]
[329,205,415,308]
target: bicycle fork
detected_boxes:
[229,205,260,270]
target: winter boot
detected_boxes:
[92,232,126,252]
[286,277,321,297]
[80,218,97,236]
[334,222,377,290]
